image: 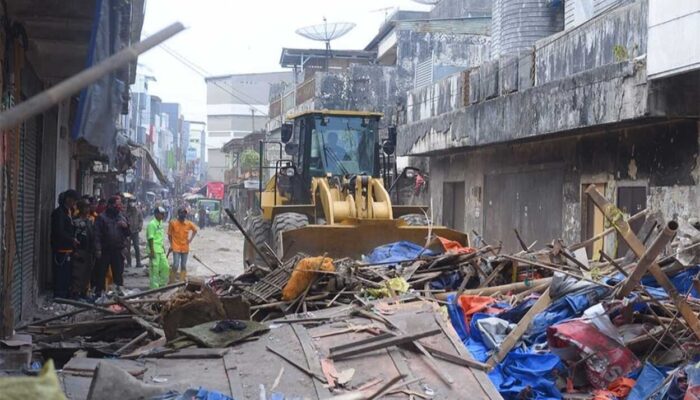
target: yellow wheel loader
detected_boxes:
[244,110,468,265]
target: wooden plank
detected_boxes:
[617,221,678,298]
[291,324,329,398]
[433,308,503,400]
[163,348,229,359]
[329,329,441,361]
[584,185,700,340]
[487,288,551,368]
[62,357,147,377]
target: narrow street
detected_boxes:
[124,222,246,290]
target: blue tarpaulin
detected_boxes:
[627,363,666,400]
[525,285,609,344]
[365,241,436,265]
[488,348,565,400]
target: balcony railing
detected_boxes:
[296,78,315,106]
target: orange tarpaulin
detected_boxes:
[438,237,475,255]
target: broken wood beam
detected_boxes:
[435,278,552,300]
[53,298,118,315]
[329,329,441,361]
[570,208,647,251]
[584,184,700,340]
[487,288,552,368]
[266,345,326,382]
[617,221,679,298]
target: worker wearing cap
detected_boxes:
[146,207,170,289]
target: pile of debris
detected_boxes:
[4,186,700,399]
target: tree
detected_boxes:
[240,149,260,172]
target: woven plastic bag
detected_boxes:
[282,256,334,300]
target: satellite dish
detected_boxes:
[295,18,356,54]
[411,0,440,4]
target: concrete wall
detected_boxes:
[535,0,647,85]
[313,65,401,129]
[207,148,227,182]
[406,72,465,123]
[400,60,648,155]
[429,120,700,252]
[398,0,653,156]
[430,0,494,19]
[396,30,490,95]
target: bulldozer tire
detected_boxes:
[271,212,309,257]
[399,213,430,226]
[243,215,271,267]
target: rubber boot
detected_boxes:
[179,270,187,282]
[168,270,177,284]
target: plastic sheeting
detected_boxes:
[72,0,127,162]
[627,362,666,400]
[548,320,640,389]
[488,348,565,400]
[365,241,436,265]
[525,284,609,344]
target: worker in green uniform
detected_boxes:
[146,207,170,289]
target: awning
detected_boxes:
[129,143,170,187]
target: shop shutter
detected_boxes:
[12,117,40,322]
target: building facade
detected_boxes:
[397,0,700,255]
[205,72,294,182]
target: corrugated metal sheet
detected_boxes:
[491,0,503,58]
[566,0,594,29]
[500,0,565,57]
[13,117,40,322]
[593,0,631,17]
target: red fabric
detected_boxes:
[548,320,641,389]
[438,237,475,255]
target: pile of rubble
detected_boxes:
[4,187,700,399]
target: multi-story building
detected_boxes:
[0,0,146,334]
[397,0,700,255]
[205,72,294,181]
[185,120,207,185]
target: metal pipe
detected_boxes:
[617,220,679,298]
[224,208,274,270]
[0,22,185,131]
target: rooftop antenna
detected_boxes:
[371,7,397,22]
[296,18,356,70]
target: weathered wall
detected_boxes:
[313,65,400,129]
[396,30,490,96]
[406,72,465,123]
[428,120,699,251]
[430,0,494,19]
[535,0,647,85]
[398,0,653,157]
[400,60,647,155]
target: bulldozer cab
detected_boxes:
[284,111,382,198]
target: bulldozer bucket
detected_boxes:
[279,219,470,261]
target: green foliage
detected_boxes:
[613,45,629,62]
[241,149,260,172]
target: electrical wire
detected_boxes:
[142,32,270,117]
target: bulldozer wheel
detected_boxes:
[272,212,309,257]
[243,215,271,267]
[399,213,430,226]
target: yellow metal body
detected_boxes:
[254,109,469,261]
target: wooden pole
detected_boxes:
[585,185,700,340]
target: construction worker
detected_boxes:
[147,207,170,289]
[168,208,198,282]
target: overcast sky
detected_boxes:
[139,0,432,121]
